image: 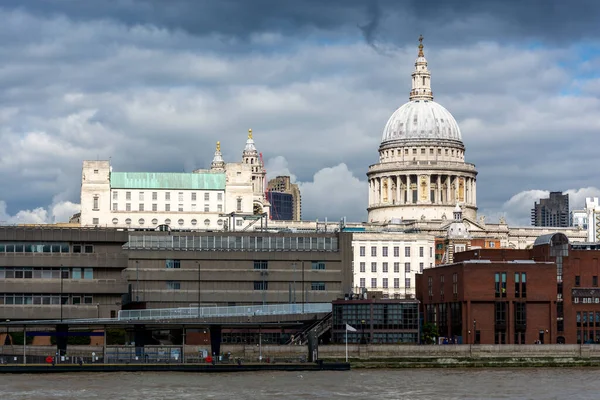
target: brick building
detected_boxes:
[417,233,600,344]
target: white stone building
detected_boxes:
[80,130,270,230]
[352,231,435,298]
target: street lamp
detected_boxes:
[4,320,9,346]
[135,260,139,302]
[196,261,201,318]
[60,265,64,322]
[360,319,367,344]
[260,271,269,306]
[473,320,477,344]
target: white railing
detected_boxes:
[118,303,332,321]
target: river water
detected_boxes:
[0,369,598,399]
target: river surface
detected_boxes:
[0,369,598,399]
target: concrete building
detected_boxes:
[351,231,434,299]
[123,231,353,308]
[267,176,301,221]
[531,192,570,227]
[80,130,270,231]
[367,35,478,223]
[0,226,129,320]
[417,232,600,344]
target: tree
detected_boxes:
[421,323,439,345]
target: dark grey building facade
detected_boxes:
[531,191,570,227]
[124,231,353,309]
[332,298,420,344]
[0,226,129,320]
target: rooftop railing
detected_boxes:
[118,303,333,321]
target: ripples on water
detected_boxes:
[1,369,599,400]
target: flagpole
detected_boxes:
[345,327,348,362]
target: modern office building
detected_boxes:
[531,192,570,227]
[331,298,420,344]
[123,230,353,309]
[267,176,301,221]
[417,232,600,344]
[267,191,294,221]
[0,226,129,321]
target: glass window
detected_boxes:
[204,193,210,201]
[84,268,94,279]
[382,247,388,257]
[371,247,377,256]
[166,259,181,269]
[360,262,365,272]
[359,246,365,257]
[72,268,82,280]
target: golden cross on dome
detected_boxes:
[248,128,253,139]
[216,141,220,152]
[418,34,424,57]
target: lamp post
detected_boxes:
[473,319,477,344]
[260,271,269,306]
[60,265,64,322]
[135,260,139,302]
[4,320,9,346]
[196,261,201,318]
[292,262,297,305]
[360,319,367,344]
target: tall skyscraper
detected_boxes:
[531,192,570,227]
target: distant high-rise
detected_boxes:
[531,192,569,227]
[267,176,301,221]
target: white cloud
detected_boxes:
[298,163,367,222]
[1,6,600,227]
[0,200,80,225]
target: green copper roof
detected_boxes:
[110,172,225,190]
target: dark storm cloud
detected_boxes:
[3,0,600,45]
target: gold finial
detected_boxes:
[418,34,424,57]
[216,141,220,152]
[248,128,253,139]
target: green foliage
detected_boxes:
[50,334,92,345]
[106,329,127,345]
[421,323,439,345]
[8,333,33,345]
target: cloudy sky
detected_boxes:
[0,0,599,226]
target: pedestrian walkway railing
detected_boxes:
[118,303,332,321]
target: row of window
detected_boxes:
[0,294,95,305]
[113,191,223,202]
[112,203,224,213]
[126,235,339,252]
[358,262,425,274]
[574,275,599,287]
[359,277,411,289]
[576,311,600,326]
[0,267,94,280]
[163,260,327,270]
[427,274,459,300]
[358,246,431,258]
[253,261,325,270]
[110,217,232,227]
[164,281,327,291]
[494,272,527,298]
[0,243,94,254]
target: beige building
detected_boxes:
[0,226,129,320]
[80,130,270,231]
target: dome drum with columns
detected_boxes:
[367,36,478,223]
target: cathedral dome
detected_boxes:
[381,100,462,144]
